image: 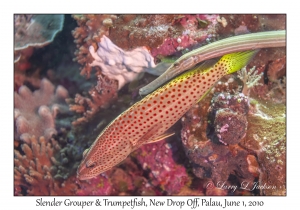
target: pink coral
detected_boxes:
[76,174,112,195]
[151,35,198,57]
[14,78,69,141]
[151,14,218,57]
[134,139,190,195]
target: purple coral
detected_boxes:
[207,92,249,145]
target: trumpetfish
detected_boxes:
[139,30,286,95]
[77,50,258,180]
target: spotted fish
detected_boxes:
[77,50,258,180]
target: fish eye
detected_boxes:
[86,160,96,168]
[173,62,179,67]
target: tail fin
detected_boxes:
[221,50,259,74]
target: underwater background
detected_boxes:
[14,14,286,196]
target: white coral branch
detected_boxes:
[237,66,263,95]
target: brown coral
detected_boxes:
[72,14,117,78]
[242,99,286,195]
[14,79,69,141]
[14,136,78,195]
[180,65,285,195]
[217,14,286,36]
[67,73,118,126]
[109,14,218,57]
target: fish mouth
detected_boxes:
[77,173,91,180]
[77,169,91,180]
[76,164,89,180]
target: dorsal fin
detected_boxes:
[144,132,175,145]
[223,50,259,74]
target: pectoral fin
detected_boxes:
[197,85,214,103]
[144,132,175,144]
[133,123,175,150]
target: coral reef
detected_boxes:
[72,14,117,77]
[251,55,286,103]
[151,15,219,57]
[67,73,118,126]
[14,14,65,50]
[13,14,286,196]
[108,14,218,57]
[14,79,69,141]
[242,99,286,195]
[76,174,112,195]
[216,14,286,36]
[76,158,159,195]
[14,15,65,75]
[133,138,190,195]
[89,35,156,89]
[180,59,286,195]
[181,93,258,195]
[207,92,250,145]
[14,136,78,195]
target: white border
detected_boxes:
[3,0,297,209]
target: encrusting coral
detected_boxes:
[133,138,190,195]
[207,92,250,145]
[242,98,286,195]
[180,55,286,195]
[14,14,65,50]
[181,92,258,195]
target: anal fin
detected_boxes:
[133,123,175,150]
[197,85,214,103]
